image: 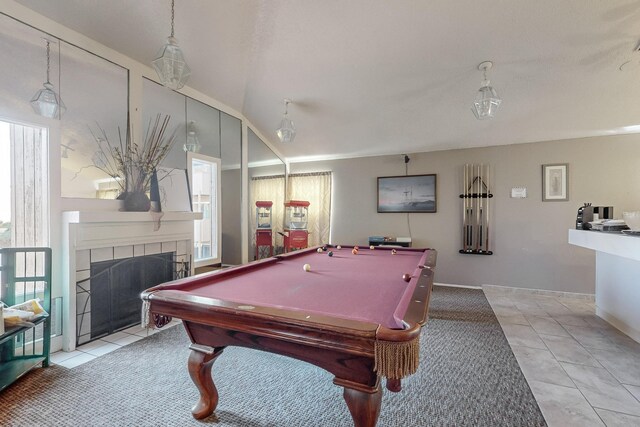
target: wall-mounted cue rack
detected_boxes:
[460,164,493,255]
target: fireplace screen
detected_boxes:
[76,252,188,345]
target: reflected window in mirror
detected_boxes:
[188,153,221,267]
[248,129,286,260]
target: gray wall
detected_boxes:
[290,133,640,294]
[222,168,242,265]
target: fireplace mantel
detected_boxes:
[60,210,202,351]
[63,211,202,250]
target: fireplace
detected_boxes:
[62,210,201,351]
[76,251,184,345]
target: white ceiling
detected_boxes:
[14,0,640,162]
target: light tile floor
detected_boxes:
[484,286,640,427]
[50,319,182,369]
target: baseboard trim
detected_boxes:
[596,307,640,344]
[435,282,483,290]
[482,284,595,302]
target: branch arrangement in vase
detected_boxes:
[90,114,177,198]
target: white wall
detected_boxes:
[290,133,640,294]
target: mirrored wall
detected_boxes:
[0,13,129,199]
[142,79,242,266]
[60,43,128,198]
[0,12,247,267]
[248,129,285,261]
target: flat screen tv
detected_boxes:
[377,174,437,213]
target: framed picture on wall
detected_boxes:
[377,174,437,213]
[542,163,569,201]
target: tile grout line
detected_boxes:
[486,291,640,426]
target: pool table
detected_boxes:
[141,245,436,427]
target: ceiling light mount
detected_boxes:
[276,98,296,143]
[152,0,191,90]
[472,60,501,120]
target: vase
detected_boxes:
[122,191,151,212]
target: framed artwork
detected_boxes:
[377,174,437,213]
[542,163,569,201]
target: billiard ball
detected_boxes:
[317,248,323,253]
[354,245,359,250]
[402,273,411,282]
[336,245,342,250]
[352,248,358,255]
[328,251,333,257]
[303,263,311,272]
[322,245,327,251]
[370,245,375,250]
[391,249,397,255]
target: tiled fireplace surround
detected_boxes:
[61,211,201,351]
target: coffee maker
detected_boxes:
[576,203,614,229]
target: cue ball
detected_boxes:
[391,249,397,255]
[352,248,358,255]
[317,248,323,253]
[328,251,333,257]
[336,245,342,250]
[370,245,375,250]
[303,263,311,272]
[403,273,411,282]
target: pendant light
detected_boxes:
[183,121,200,152]
[472,61,502,120]
[276,99,296,143]
[152,0,191,90]
[30,38,66,119]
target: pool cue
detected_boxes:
[478,164,484,251]
[485,164,490,253]
[463,164,466,251]
[468,164,472,250]
[475,164,480,252]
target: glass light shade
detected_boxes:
[152,36,191,90]
[30,82,66,119]
[277,116,296,143]
[472,83,502,120]
[183,130,200,152]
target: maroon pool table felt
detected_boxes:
[178,246,429,329]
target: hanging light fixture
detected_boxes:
[472,61,502,120]
[276,99,296,143]
[152,0,191,90]
[183,120,200,152]
[30,38,66,119]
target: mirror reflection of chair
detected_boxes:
[282,200,310,253]
[255,201,273,260]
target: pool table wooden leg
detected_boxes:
[188,345,224,420]
[343,386,382,427]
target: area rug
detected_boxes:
[0,286,546,426]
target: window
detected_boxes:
[188,153,221,267]
[0,120,49,249]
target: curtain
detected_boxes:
[287,172,332,246]
[250,175,286,256]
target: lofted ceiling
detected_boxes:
[13,0,640,162]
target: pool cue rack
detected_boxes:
[459,164,493,255]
